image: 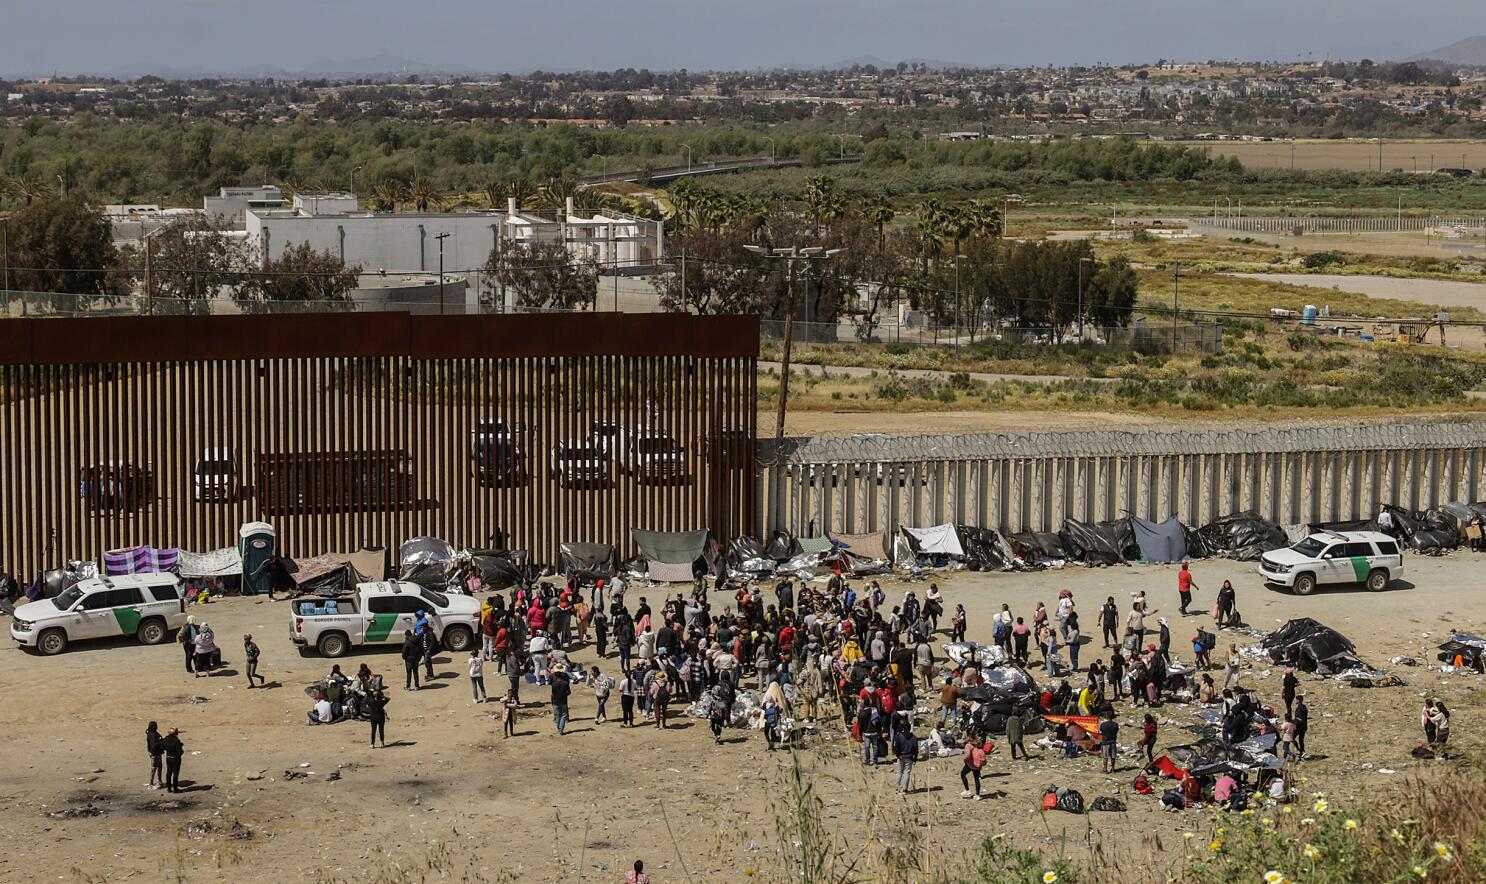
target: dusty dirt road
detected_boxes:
[1,552,1482,883]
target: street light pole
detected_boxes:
[1078,256,1093,340]
[763,135,776,164]
[1172,261,1181,353]
[351,165,363,200]
[435,232,450,314]
[680,143,693,172]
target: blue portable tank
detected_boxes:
[1301,305,1318,325]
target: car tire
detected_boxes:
[317,632,350,658]
[442,625,475,653]
[1293,573,1317,596]
[1366,569,1390,592]
[37,628,68,656]
[137,618,167,645]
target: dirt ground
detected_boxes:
[2,552,1482,883]
[1177,139,1486,174]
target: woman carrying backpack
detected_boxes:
[959,739,991,800]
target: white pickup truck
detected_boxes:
[289,581,480,658]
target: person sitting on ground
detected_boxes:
[307,693,338,725]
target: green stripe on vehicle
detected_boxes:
[1350,556,1370,582]
[366,613,398,642]
[113,606,142,635]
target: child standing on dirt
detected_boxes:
[501,690,518,738]
[145,721,163,789]
[243,634,265,688]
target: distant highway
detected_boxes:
[580,154,860,186]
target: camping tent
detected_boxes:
[1007,532,1068,568]
[630,528,720,581]
[559,542,619,582]
[1263,618,1364,674]
[1130,515,1188,564]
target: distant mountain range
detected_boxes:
[1404,36,1486,65]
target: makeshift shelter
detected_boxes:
[1130,515,1188,564]
[630,528,720,581]
[831,531,887,561]
[559,542,619,582]
[1198,511,1286,561]
[290,549,382,596]
[457,549,527,590]
[956,526,1018,571]
[398,537,454,577]
[1383,505,1461,555]
[1059,518,1135,566]
[1263,618,1364,674]
[102,546,179,576]
[1007,532,1068,568]
[900,524,964,556]
[177,547,244,579]
[763,530,803,562]
[1437,634,1486,670]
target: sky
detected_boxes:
[0,0,1480,77]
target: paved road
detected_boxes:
[580,154,860,186]
[760,360,1117,386]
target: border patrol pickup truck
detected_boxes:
[290,580,480,658]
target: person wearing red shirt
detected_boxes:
[1177,562,1199,615]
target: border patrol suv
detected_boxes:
[11,574,186,655]
[1259,530,1404,595]
[290,580,480,658]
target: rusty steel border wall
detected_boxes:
[0,312,758,577]
[758,421,1486,539]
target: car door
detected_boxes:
[1340,542,1376,583]
[74,589,124,639]
[106,587,147,636]
[365,595,401,644]
[395,595,432,642]
[1316,544,1352,585]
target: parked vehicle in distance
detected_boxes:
[194,447,241,502]
[1258,530,1404,595]
[289,580,479,658]
[700,426,752,464]
[625,433,689,484]
[257,450,415,515]
[77,460,155,512]
[11,574,185,655]
[549,440,612,489]
[470,418,528,487]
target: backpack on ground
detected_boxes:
[1089,796,1126,812]
[1133,774,1154,795]
[1040,787,1059,811]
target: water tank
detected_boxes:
[1301,305,1318,326]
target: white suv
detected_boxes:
[11,574,187,655]
[1259,530,1404,596]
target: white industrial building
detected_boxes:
[244,195,664,274]
[203,185,288,223]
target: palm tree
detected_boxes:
[665,177,700,230]
[10,174,54,206]
[409,177,442,213]
[370,177,408,213]
[862,194,896,253]
[482,176,510,211]
[966,198,1003,240]
[802,173,835,237]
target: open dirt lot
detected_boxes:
[1179,139,1486,173]
[1226,272,1486,313]
[2,552,1482,883]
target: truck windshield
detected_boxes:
[418,588,450,608]
[195,461,233,474]
[56,586,86,609]
[637,438,678,455]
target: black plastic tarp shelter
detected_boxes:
[1007,532,1068,566]
[763,531,803,562]
[559,542,619,582]
[1060,518,1137,565]
[1263,618,1363,674]
[955,525,1018,571]
[1130,515,1188,564]
[1198,511,1287,561]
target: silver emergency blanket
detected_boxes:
[399,537,454,571]
[943,642,1009,667]
[687,686,762,728]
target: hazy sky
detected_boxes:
[0,0,1479,76]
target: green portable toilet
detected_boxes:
[239,521,276,596]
